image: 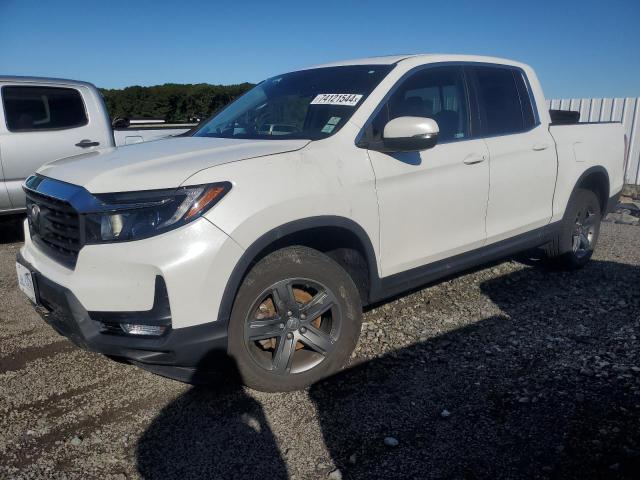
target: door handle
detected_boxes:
[532,144,549,151]
[75,139,100,148]
[463,155,486,165]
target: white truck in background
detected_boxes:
[0,76,192,214]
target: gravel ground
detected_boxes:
[1,216,639,479]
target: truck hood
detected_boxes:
[37,136,310,193]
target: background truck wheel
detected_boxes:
[544,188,602,269]
[228,246,362,392]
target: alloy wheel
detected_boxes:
[243,278,341,375]
[572,205,597,258]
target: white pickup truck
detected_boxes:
[0,76,191,214]
[16,55,627,391]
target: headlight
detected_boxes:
[84,182,231,243]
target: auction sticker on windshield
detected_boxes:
[310,94,363,106]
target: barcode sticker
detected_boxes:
[310,94,363,107]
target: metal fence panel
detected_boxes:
[548,97,640,185]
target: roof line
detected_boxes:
[0,75,96,88]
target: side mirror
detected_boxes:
[112,117,130,129]
[383,116,439,152]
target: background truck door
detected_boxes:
[468,65,557,243]
[0,84,111,209]
[0,98,15,212]
[0,154,11,212]
[366,65,490,277]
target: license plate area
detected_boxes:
[16,262,38,304]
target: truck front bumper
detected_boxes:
[17,251,229,383]
[17,216,245,383]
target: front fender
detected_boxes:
[213,216,378,325]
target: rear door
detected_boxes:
[468,65,557,243]
[0,84,110,209]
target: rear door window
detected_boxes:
[472,66,534,136]
[2,86,88,132]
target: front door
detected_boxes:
[366,66,490,277]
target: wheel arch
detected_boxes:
[567,165,610,216]
[216,216,379,325]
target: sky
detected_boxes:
[1,0,639,99]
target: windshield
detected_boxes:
[193,65,394,140]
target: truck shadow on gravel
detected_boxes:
[136,259,639,480]
[309,259,640,479]
[136,354,288,479]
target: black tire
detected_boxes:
[544,188,602,269]
[228,246,362,392]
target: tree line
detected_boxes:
[99,82,254,123]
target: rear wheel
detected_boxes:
[228,246,362,392]
[545,188,602,269]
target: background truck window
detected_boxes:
[2,86,88,132]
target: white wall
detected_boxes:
[548,98,640,185]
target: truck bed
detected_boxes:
[549,121,626,222]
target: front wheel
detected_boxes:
[228,246,362,392]
[544,188,602,269]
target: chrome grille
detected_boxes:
[25,189,81,268]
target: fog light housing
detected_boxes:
[93,277,172,338]
[120,324,167,336]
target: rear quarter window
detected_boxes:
[2,86,88,132]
